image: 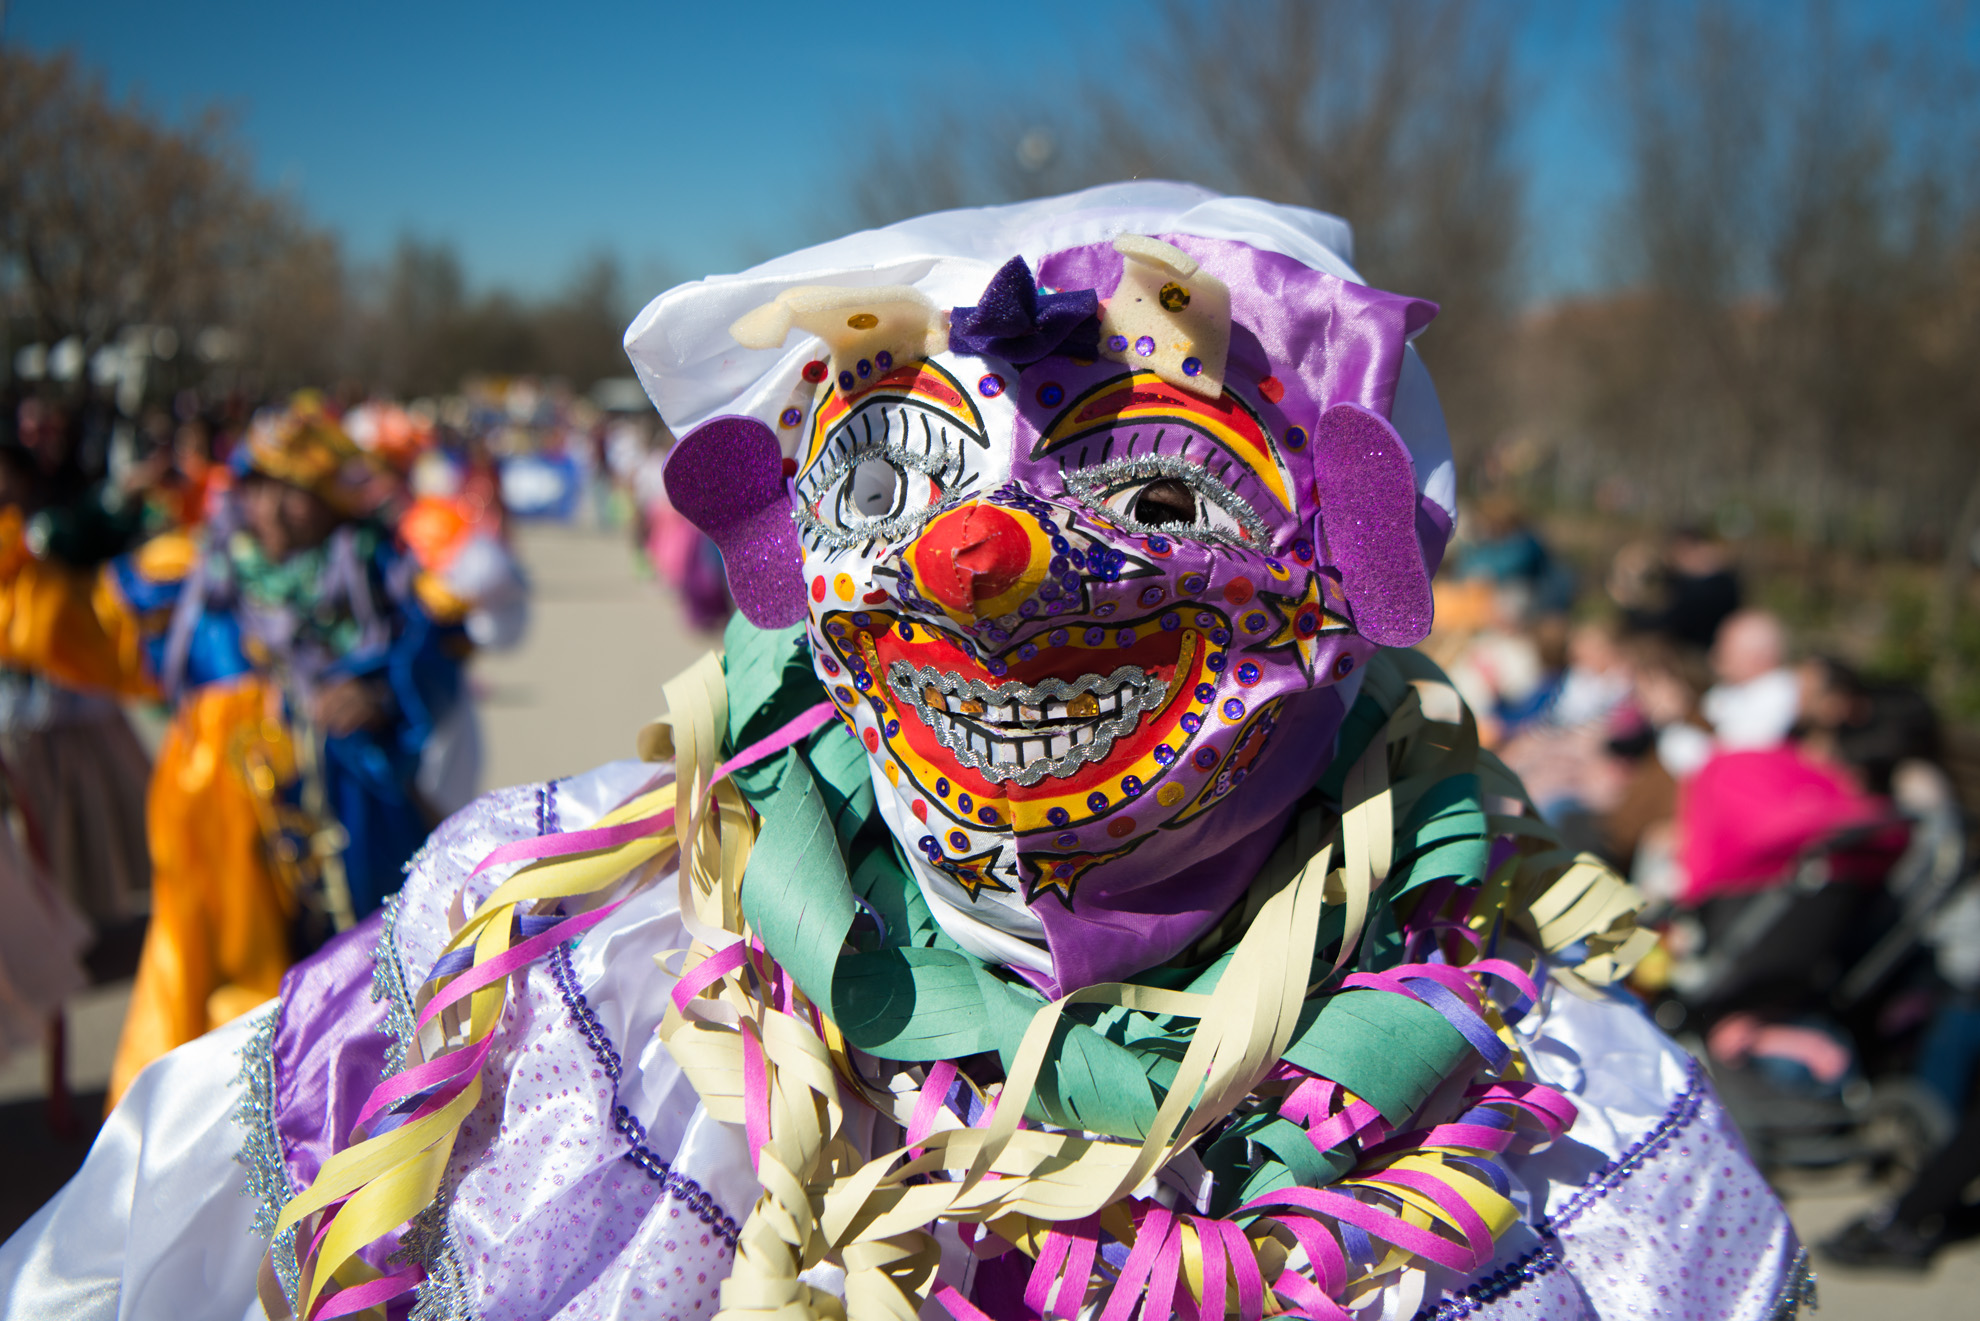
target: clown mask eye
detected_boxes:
[793,391,973,547]
[1127,478,1196,526]
[842,456,905,521]
[1077,462,1262,546]
[808,449,945,540]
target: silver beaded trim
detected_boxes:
[233,1000,301,1302]
[373,890,477,1321]
[1769,1247,1818,1320]
[371,889,417,1076]
[1060,452,1271,549]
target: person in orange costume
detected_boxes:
[0,397,468,1106]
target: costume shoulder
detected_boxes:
[247,761,751,1318]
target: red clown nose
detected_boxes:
[909,502,1041,619]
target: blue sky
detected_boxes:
[0,0,1711,303]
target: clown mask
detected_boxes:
[645,197,1449,993]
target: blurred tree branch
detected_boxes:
[845,0,1521,454]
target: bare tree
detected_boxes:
[0,47,347,397]
[845,0,1524,453]
[1539,0,1980,554]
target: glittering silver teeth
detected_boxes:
[886,661,1163,785]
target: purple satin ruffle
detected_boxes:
[1036,234,1437,426]
[270,910,395,1193]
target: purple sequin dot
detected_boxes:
[1222,698,1246,721]
[1154,744,1176,764]
[1055,831,1078,848]
[838,370,856,391]
[1116,628,1136,647]
[780,407,802,428]
[978,373,1005,397]
[957,793,974,813]
[876,350,894,370]
[857,358,872,378]
[1181,574,1208,595]
[1108,334,1129,352]
[1086,791,1110,812]
[1193,746,1219,769]
[1286,426,1308,450]
[1334,653,1355,678]
[1182,356,1203,377]
[1134,336,1156,357]
[1037,382,1064,407]
[1120,775,1143,797]
[1083,627,1106,645]
[1236,661,1261,686]
[1049,629,1069,648]
[1047,806,1071,826]
[1194,683,1216,702]
[1180,713,1202,733]
[1160,612,1181,631]
[947,830,968,849]
[1140,586,1166,606]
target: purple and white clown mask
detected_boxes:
[631,185,1455,993]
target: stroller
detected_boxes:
[1648,759,1972,1172]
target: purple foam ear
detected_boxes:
[664,415,808,628]
[1312,403,1434,648]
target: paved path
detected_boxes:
[472,521,721,789]
[4,523,1976,1313]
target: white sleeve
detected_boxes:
[0,1007,268,1321]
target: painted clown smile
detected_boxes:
[885,662,1167,785]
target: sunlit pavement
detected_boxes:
[1,524,1975,1312]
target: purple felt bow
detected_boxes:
[948,256,1100,365]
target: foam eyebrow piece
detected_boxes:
[730,285,950,398]
[663,415,808,629]
[1312,402,1434,648]
[1097,234,1231,399]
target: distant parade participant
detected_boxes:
[0,394,470,1106]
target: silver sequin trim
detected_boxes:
[233,999,302,1302]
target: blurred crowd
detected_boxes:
[1430,495,1980,1271]
[0,376,737,1135]
[0,383,533,1125]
